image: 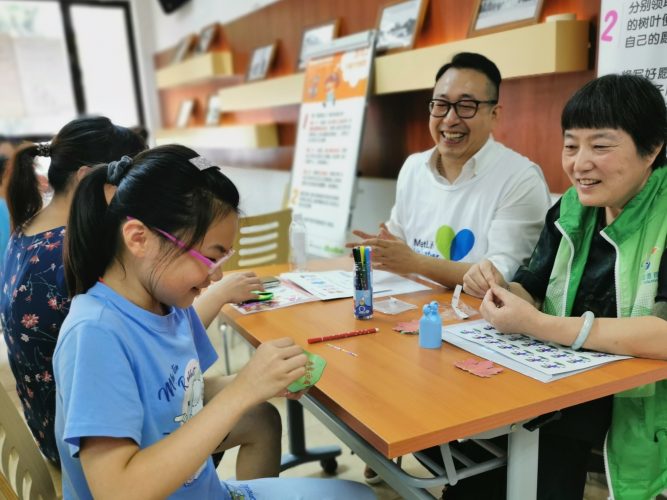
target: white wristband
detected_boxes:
[571,311,594,351]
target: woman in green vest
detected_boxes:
[462,74,667,500]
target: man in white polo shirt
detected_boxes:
[350,52,551,288]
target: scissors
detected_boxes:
[250,290,274,301]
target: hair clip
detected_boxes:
[189,156,219,171]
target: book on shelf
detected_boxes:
[442,319,630,383]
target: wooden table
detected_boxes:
[220,259,667,499]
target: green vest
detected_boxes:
[543,167,667,500]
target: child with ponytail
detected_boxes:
[55,145,375,499]
[0,117,145,465]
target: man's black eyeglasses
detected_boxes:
[428,99,498,119]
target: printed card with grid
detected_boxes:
[443,319,630,382]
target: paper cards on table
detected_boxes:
[230,281,317,315]
[281,270,431,301]
[442,319,630,383]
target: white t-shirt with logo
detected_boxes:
[386,137,551,279]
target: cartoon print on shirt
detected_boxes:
[174,359,207,485]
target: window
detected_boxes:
[0,0,143,137]
[0,1,76,135]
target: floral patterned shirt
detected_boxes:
[0,226,69,465]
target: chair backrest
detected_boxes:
[223,208,292,270]
[0,383,58,500]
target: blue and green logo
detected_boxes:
[435,225,475,261]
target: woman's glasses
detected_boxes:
[127,216,234,275]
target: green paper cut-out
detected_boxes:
[287,351,327,392]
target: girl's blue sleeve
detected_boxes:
[55,322,143,458]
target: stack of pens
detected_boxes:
[352,246,373,319]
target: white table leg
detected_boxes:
[507,425,539,500]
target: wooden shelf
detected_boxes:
[194,146,294,170]
[217,74,304,112]
[375,19,590,94]
[155,124,279,149]
[218,19,589,112]
[156,51,234,89]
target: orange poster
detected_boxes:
[301,49,371,104]
[289,43,374,257]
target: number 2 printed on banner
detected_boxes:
[601,9,618,42]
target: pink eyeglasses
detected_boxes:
[127,217,234,275]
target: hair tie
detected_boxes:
[35,142,51,157]
[106,155,134,186]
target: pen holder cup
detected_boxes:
[353,262,373,320]
[354,288,373,319]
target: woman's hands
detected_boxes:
[480,285,542,335]
[463,260,508,298]
[232,338,307,405]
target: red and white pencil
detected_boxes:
[307,327,379,344]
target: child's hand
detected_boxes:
[218,271,264,304]
[282,388,309,400]
[234,338,307,404]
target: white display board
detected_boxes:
[598,0,667,103]
[0,34,76,134]
[0,34,24,119]
[288,43,374,257]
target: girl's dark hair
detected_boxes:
[6,116,146,229]
[562,74,667,170]
[65,144,240,296]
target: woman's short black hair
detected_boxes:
[65,144,240,296]
[561,74,667,169]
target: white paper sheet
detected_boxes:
[281,269,432,301]
[230,281,317,315]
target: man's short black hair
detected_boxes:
[434,52,502,100]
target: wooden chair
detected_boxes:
[219,208,292,373]
[222,208,291,271]
[0,383,61,500]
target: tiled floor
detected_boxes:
[0,324,610,499]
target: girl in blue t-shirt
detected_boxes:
[54,144,375,499]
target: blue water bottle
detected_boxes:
[419,301,442,349]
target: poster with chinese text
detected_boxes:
[598,0,667,103]
[288,45,373,257]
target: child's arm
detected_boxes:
[194,271,263,328]
[79,338,306,500]
[203,373,235,403]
